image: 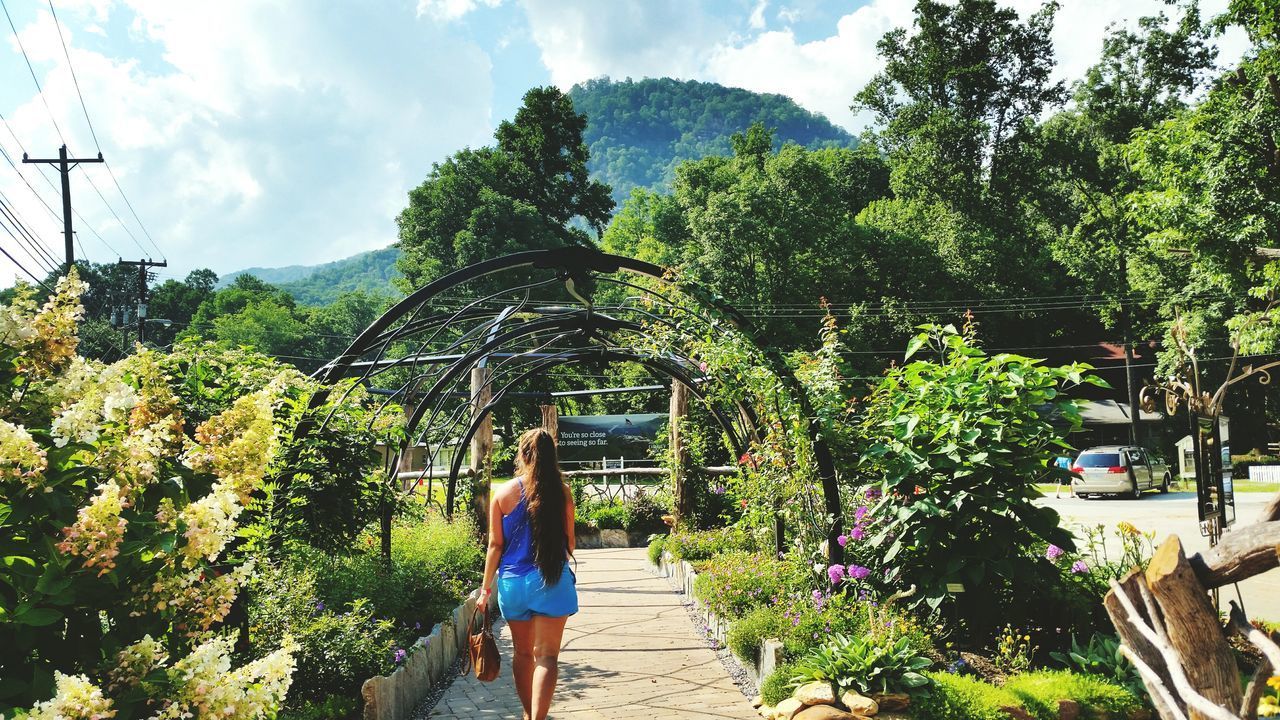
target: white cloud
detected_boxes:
[0,1,496,285]
[417,0,504,23]
[520,0,731,88]
[521,0,1251,134]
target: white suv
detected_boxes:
[1071,446,1171,499]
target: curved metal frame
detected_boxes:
[307,246,845,560]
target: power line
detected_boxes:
[0,0,64,141]
[0,195,60,273]
[45,0,164,261]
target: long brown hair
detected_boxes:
[517,428,567,584]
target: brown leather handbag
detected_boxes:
[463,603,501,682]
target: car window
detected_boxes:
[1077,453,1120,467]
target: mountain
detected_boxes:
[225,79,856,303]
[222,247,403,306]
[569,77,858,204]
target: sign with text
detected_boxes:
[556,413,666,462]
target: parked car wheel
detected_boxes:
[1160,473,1171,493]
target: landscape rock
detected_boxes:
[751,695,765,708]
[1001,706,1034,720]
[1057,699,1080,720]
[795,706,858,720]
[775,698,805,719]
[869,693,909,712]
[795,681,836,706]
[759,705,774,718]
[840,692,878,716]
[876,714,912,720]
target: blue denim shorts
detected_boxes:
[497,562,578,621]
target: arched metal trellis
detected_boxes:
[305,246,845,561]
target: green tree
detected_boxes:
[854,0,1065,211]
[395,86,614,292]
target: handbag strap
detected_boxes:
[459,599,491,677]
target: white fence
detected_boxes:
[1248,465,1280,483]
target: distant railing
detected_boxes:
[1248,465,1280,483]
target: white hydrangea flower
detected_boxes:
[177,488,242,568]
[26,671,115,720]
[0,418,48,488]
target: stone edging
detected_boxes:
[360,590,497,720]
[652,551,784,688]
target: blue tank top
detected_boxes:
[500,482,538,578]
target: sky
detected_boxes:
[0,0,1250,288]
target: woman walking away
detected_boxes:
[480,428,578,720]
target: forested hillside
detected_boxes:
[276,247,402,305]
[569,77,857,203]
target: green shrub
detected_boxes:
[623,490,670,534]
[761,663,798,706]
[647,536,666,565]
[591,503,628,530]
[788,634,932,695]
[665,525,759,562]
[296,514,483,632]
[780,593,933,661]
[280,694,360,720]
[1050,633,1144,698]
[248,563,398,710]
[914,671,1023,720]
[1004,670,1142,720]
[693,551,787,619]
[727,606,788,664]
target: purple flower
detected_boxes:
[711,484,727,495]
[1071,560,1090,575]
[850,525,866,541]
[1045,544,1064,562]
[393,648,407,664]
[827,564,847,584]
[865,488,882,501]
[837,535,848,547]
[855,505,869,522]
[849,564,871,580]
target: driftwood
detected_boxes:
[1104,490,1280,720]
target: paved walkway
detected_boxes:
[429,547,756,719]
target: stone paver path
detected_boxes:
[430,547,756,719]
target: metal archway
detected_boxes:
[308,246,845,561]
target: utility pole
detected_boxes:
[22,145,104,271]
[118,258,166,344]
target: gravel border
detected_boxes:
[652,566,759,699]
[407,617,507,720]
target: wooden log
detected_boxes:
[1188,521,1280,589]
[470,367,493,538]
[1262,489,1280,523]
[670,381,690,525]
[1145,536,1240,719]
[1104,569,1182,720]
[540,403,558,438]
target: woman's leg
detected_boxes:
[507,619,535,720]
[530,615,569,720]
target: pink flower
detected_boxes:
[827,564,846,584]
[1045,544,1064,562]
[837,535,848,547]
[849,565,871,580]
[1071,560,1089,574]
[855,505,869,522]
[850,525,866,541]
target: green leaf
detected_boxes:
[904,334,927,360]
[14,607,62,626]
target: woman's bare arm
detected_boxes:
[480,488,505,603]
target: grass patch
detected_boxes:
[1004,670,1142,719]
[760,663,798,706]
[914,672,1023,720]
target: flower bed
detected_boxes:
[648,530,1148,720]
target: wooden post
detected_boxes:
[540,403,558,439]
[470,367,493,537]
[1145,536,1240,718]
[1103,569,1182,720]
[670,381,690,526]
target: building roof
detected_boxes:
[1076,399,1162,425]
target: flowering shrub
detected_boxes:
[0,274,295,718]
[852,325,1098,639]
[692,551,792,619]
[664,525,760,562]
